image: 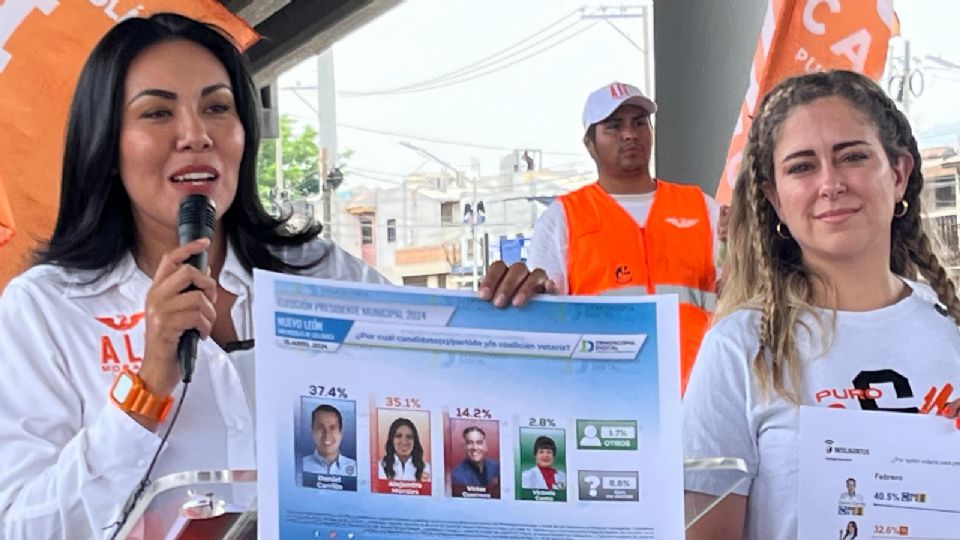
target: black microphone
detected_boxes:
[176,194,216,383]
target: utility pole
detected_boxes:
[886,39,924,117]
[275,117,284,202]
[470,160,479,292]
[281,51,339,239]
[580,4,652,96]
[320,147,330,240]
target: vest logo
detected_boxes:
[97,311,145,372]
[665,217,699,229]
[614,265,631,284]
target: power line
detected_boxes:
[338,8,580,97]
[338,121,585,157]
[281,111,584,157]
[342,21,599,96]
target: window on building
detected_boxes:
[930,215,960,266]
[926,175,957,211]
[935,184,956,210]
[387,219,397,243]
[403,275,429,287]
[441,201,458,226]
[361,218,373,245]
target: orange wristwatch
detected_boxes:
[109,367,174,423]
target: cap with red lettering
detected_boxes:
[582,82,656,132]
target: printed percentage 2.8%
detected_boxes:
[455,407,493,419]
[529,417,556,427]
[386,397,422,409]
[308,385,348,399]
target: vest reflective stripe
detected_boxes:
[602,284,717,312]
[656,284,717,312]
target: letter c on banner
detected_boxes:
[803,0,841,35]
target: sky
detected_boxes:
[276,0,960,190]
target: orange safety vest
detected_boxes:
[560,180,716,394]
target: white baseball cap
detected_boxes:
[582,82,657,132]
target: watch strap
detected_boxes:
[111,367,174,423]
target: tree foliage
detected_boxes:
[257,115,318,202]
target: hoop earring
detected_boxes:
[894,199,909,218]
[775,222,791,240]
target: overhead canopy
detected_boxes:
[220,0,401,85]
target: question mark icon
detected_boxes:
[584,475,601,497]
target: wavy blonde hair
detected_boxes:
[718,70,960,403]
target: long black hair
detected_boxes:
[381,417,426,481]
[36,13,321,274]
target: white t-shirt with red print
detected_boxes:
[683,280,960,540]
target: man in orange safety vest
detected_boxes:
[484,82,726,394]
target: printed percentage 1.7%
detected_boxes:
[308,385,348,399]
[529,417,556,427]
[386,397,422,409]
[455,407,493,419]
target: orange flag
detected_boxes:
[0,1,258,291]
[716,0,899,204]
[0,173,13,248]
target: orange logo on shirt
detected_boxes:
[95,312,145,331]
[97,312,145,372]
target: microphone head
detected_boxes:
[177,194,216,244]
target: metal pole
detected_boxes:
[642,5,651,97]
[275,126,284,200]
[902,40,912,116]
[321,147,331,240]
[471,171,478,291]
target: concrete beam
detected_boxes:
[653,0,765,194]
[243,0,401,86]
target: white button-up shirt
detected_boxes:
[0,239,387,539]
[302,452,357,476]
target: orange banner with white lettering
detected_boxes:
[716,0,899,204]
[0,1,257,292]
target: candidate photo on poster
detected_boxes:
[838,477,865,516]
[516,427,567,502]
[296,397,358,491]
[372,408,432,495]
[839,520,859,540]
[445,417,500,499]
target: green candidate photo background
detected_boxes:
[515,427,567,501]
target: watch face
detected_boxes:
[112,373,134,403]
